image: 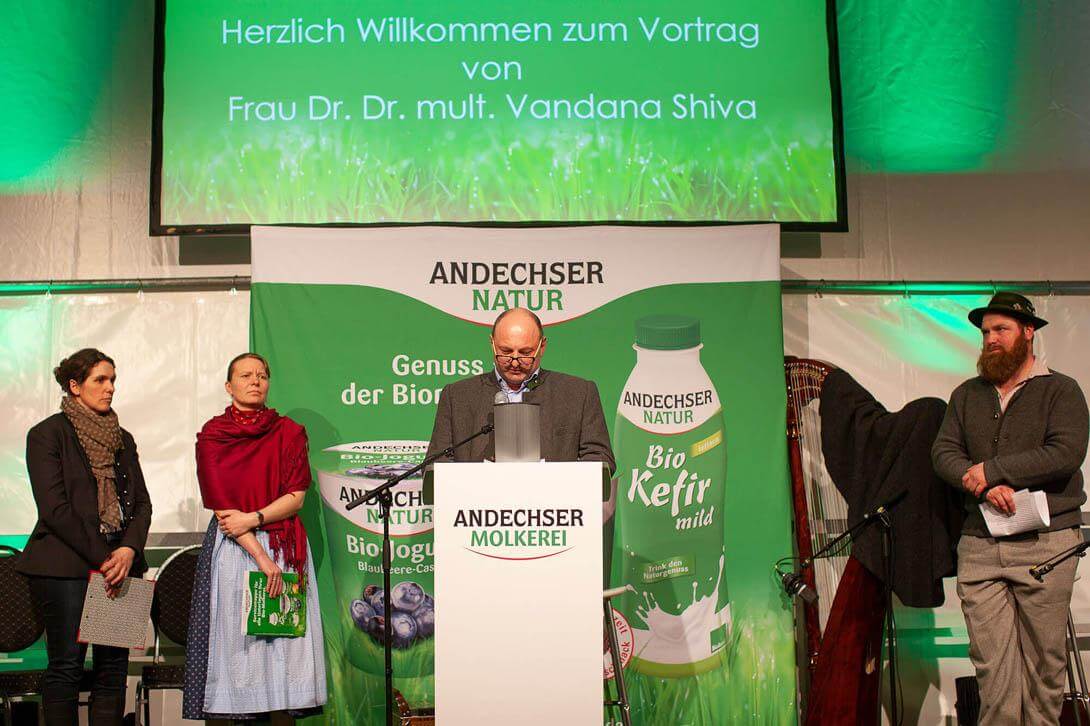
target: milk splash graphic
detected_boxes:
[628,555,732,666]
[613,315,731,677]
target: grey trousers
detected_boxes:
[957,527,1081,726]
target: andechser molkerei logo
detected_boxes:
[453,507,585,561]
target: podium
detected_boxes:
[433,462,604,725]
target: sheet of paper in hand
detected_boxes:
[243,571,306,637]
[979,489,1051,537]
[78,572,155,649]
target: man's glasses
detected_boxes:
[492,338,544,367]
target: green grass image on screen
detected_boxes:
[161,119,835,225]
[159,0,839,227]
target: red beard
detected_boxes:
[977,334,1030,385]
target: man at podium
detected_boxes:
[426,307,615,473]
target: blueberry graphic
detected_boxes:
[362,584,379,601]
[369,588,386,617]
[391,582,426,613]
[413,601,435,639]
[370,463,416,476]
[346,463,415,478]
[366,615,385,640]
[390,611,418,648]
[350,599,375,630]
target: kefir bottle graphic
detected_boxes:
[614,315,730,677]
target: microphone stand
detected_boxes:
[790,502,894,573]
[879,510,898,726]
[776,509,887,605]
[1030,539,1090,726]
[1030,539,1090,582]
[344,422,494,726]
[778,496,901,724]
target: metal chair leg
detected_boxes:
[135,682,149,726]
[1068,610,1089,726]
[603,597,632,726]
[1071,610,1090,695]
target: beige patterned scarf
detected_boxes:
[61,396,123,533]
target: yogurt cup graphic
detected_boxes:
[316,440,436,677]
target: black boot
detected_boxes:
[41,699,79,726]
[88,691,125,726]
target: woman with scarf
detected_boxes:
[183,353,326,723]
[19,348,152,725]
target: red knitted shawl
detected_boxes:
[196,406,310,580]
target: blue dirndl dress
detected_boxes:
[182,517,327,720]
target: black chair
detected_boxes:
[0,544,47,726]
[134,545,200,726]
[0,545,109,726]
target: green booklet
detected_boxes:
[243,571,306,637]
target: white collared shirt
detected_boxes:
[997,356,1051,412]
[494,367,540,403]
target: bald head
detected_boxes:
[492,308,543,338]
[491,308,546,388]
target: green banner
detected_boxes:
[250,224,795,724]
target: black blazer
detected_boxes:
[17,413,152,578]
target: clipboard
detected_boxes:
[77,571,155,650]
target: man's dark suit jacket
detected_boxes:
[17,413,153,578]
[426,369,616,474]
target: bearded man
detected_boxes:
[933,291,1089,725]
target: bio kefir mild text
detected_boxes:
[614,315,730,677]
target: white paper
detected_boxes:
[979,489,1051,537]
[78,572,154,650]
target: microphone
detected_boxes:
[494,390,508,405]
[777,566,819,605]
[863,490,907,526]
[1029,563,1050,582]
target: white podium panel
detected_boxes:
[434,462,603,725]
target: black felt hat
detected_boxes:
[968,291,1048,329]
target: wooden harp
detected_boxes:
[784,356,850,671]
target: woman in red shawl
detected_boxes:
[182,353,326,723]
